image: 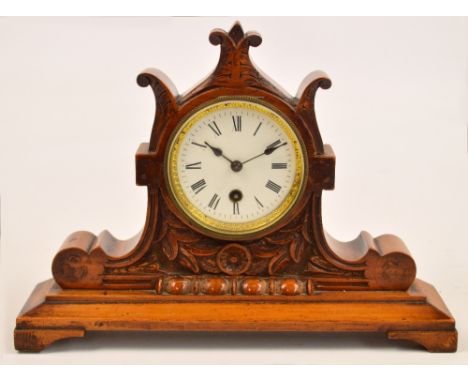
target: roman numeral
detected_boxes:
[185,161,202,170]
[208,121,222,136]
[233,201,240,215]
[253,122,262,136]
[265,180,281,194]
[232,116,242,132]
[272,162,287,169]
[208,193,220,209]
[254,196,264,208]
[191,141,206,149]
[191,179,206,194]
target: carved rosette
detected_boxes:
[216,244,252,275]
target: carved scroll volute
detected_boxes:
[136,68,179,152]
[295,71,332,155]
[52,231,106,289]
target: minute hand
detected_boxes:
[242,142,287,165]
[204,141,233,163]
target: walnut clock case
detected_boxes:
[15,22,457,353]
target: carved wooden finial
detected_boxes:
[228,21,244,44]
[209,21,262,49]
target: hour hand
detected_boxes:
[205,141,223,157]
[204,141,233,163]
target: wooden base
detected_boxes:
[14,278,457,352]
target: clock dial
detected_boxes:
[167,99,305,236]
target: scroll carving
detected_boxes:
[137,68,178,151]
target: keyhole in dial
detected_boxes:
[229,189,243,202]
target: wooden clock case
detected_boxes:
[15,22,457,352]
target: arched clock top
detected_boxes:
[138,22,332,155]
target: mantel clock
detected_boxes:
[14,22,457,352]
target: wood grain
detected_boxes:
[15,279,457,352]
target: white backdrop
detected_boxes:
[1,17,467,364]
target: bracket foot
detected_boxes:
[14,328,85,352]
[388,330,458,353]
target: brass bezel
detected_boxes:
[166,97,306,237]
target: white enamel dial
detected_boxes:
[167,99,305,236]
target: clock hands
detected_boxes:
[265,140,287,155]
[242,140,287,165]
[204,141,233,163]
[204,141,244,172]
[204,139,286,172]
[241,152,266,165]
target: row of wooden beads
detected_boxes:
[156,277,313,296]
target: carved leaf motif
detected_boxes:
[265,232,291,245]
[301,212,313,243]
[199,257,221,273]
[184,244,219,257]
[162,230,179,260]
[268,252,289,275]
[309,255,328,268]
[289,234,304,263]
[254,251,278,258]
[156,218,168,242]
[179,247,200,273]
[172,230,199,243]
